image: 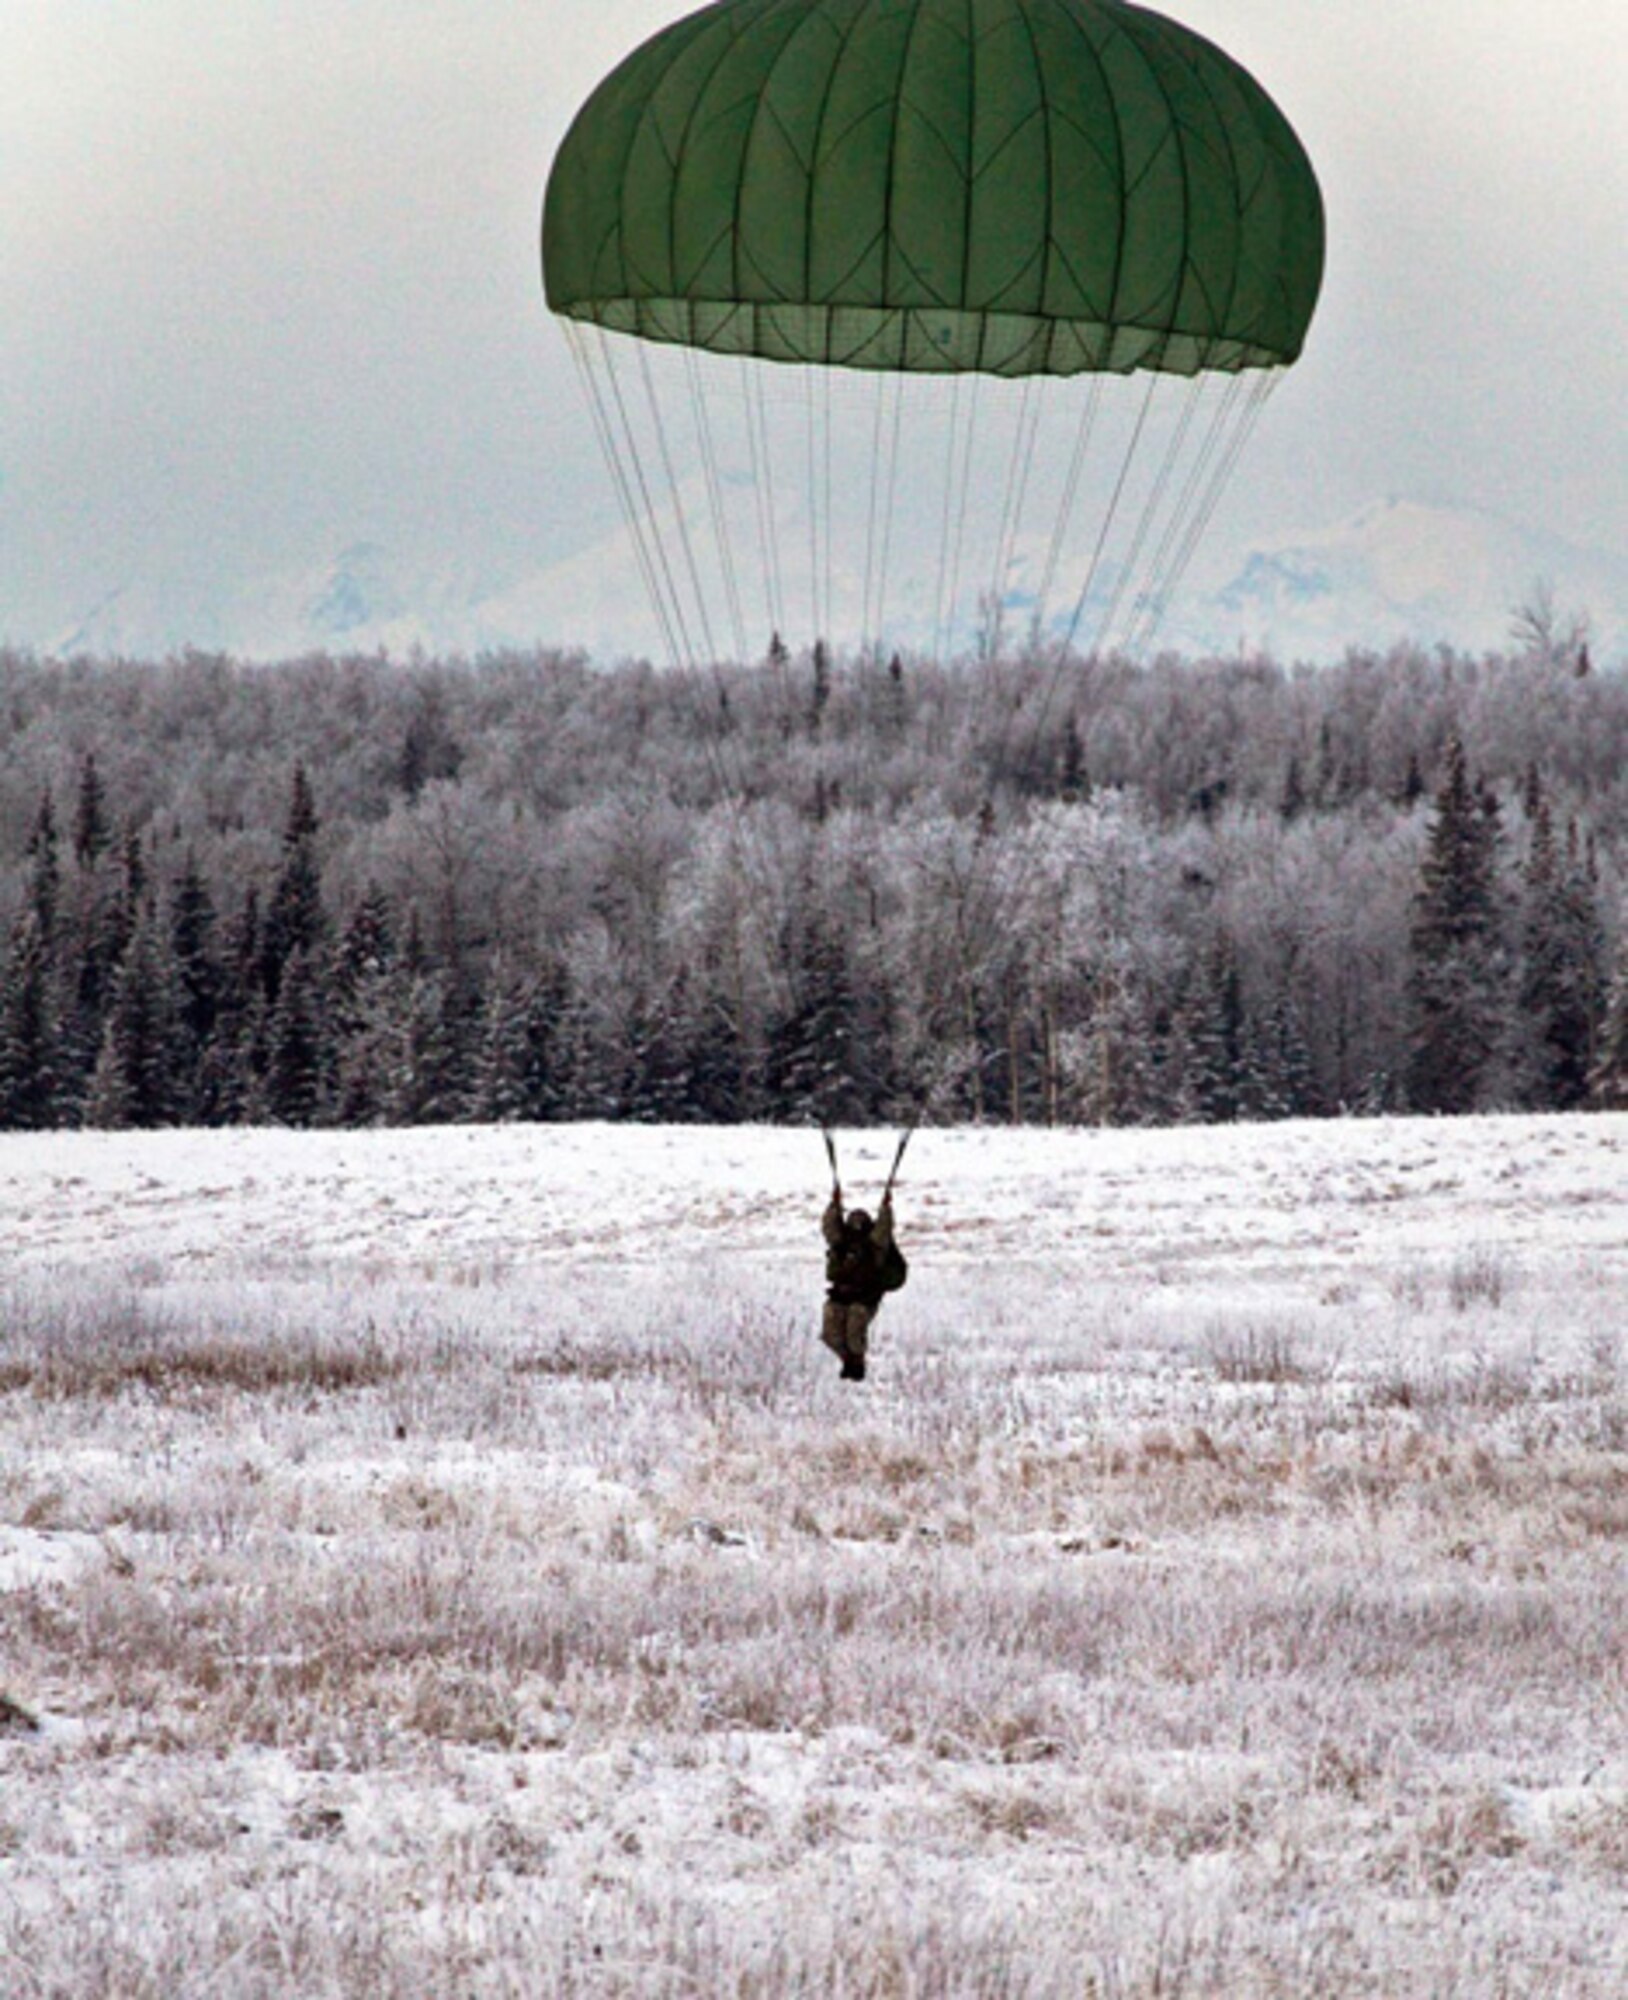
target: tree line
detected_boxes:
[1,637,1626,1130]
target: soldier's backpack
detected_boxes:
[828,1223,908,1307]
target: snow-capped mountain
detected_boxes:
[46,545,505,664]
[38,498,1626,666]
[1169,497,1627,663]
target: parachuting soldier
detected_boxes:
[820,1138,908,1382]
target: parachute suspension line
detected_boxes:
[1128,370,1279,657]
[983,376,1044,660]
[802,371,822,648]
[1082,371,1206,658]
[574,324,689,671]
[742,357,787,648]
[860,370,889,655]
[1032,374,1104,645]
[872,370,906,655]
[1059,368,1161,659]
[956,369,1283,1043]
[584,345,801,1032]
[821,365,836,648]
[931,375,965,661]
[685,348,749,666]
[952,371,1190,1012]
[944,369,984,658]
[635,339,719,665]
[577,339,791,1006]
[1118,372,1237,655]
[928,369,1146,1035]
[596,330,703,666]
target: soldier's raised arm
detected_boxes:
[823,1191,845,1244]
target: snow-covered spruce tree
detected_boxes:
[71,749,111,872]
[1405,737,1508,1114]
[23,789,60,946]
[1515,801,1607,1109]
[260,764,326,1004]
[1589,940,1628,1109]
[265,944,330,1126]
[0,914,62,1128]
[196,885,267,1125]
[82,906,181,1128]
[1189,933,1248,1122]
[168,850,221,1116]
[465,962,533,1122]
[382,969,465,1124]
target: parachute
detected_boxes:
[542,0,1324,667]
[540,0,1324,1133]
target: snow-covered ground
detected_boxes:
[2,1115,1625,1995]
[5,1111,1624,1279]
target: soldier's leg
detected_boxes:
[821,1300,846,1356]
[842,1304,873,1381]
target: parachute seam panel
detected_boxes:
[616,8,734,296]
[882,0,932,338]
[963,0,984,364]
[731,0,791,315]
[1071,2,1126,334]
[663,0,773,301]
[1142,16,1200,346]
[1008,0,1053,336]
[1180,38,1248,350]
[803,0,860,346]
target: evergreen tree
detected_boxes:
[385,971,464,1123]
[466,964,533,1122]
[82,908,179,1127]
[336,883,397,995]
[0,914,62,1128]
[1278,753,1306,823]
[24,789,60,944]
[809,641,831,734]
[265,944,328,1126]
[1515,802,1604,1108]
[261,764,326,1001]
[72,750,111,870]
[769,915,867,1124]
[1589,942,1628,1110]
[399,686,464,800]
[169,852,221,1106]
[518,963,573,1120]
[1405,737,1507,1113]
[64,850,137,1115]
[886,651,907,740]
[1189,935,1247,1122]
[1059,715,1091,803]
[198,887,266,1124]
[1261,990,1320,1119]
[332,964,403,1125]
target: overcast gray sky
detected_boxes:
[5,0,1624,648]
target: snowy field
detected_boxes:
[2,1114,1625,1996]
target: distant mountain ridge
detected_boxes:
[36,497,1626,667]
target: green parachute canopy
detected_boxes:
[543,0,1324,379]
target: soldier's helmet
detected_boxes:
[848,1209,872,1234]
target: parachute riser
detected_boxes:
[823,1124,914,1203]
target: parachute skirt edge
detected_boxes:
[551,296,1299,379]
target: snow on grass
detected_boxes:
[1,1114,1625,1995]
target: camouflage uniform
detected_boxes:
[821,1192,896,1381]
